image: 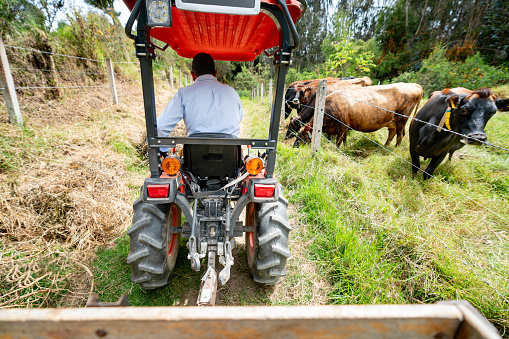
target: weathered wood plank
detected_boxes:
[0,304,477,339]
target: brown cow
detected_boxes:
[297,76,373,107]
[293,83,423,147]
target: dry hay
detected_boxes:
[0,81,184,308]
[0,147,131,308]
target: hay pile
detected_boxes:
[0,147,131,307]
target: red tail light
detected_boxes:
[147,184,169,198]
[254,184,275,198]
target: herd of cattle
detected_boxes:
[283,77,509,179]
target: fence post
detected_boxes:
[256,85,259,102]
[49,55,60,99]
[179,69,182,88]
[185,74,188,87]
[0,36,23,126]
[106,58,118,105]
[269,80,273,111]
[311,79,327,155]
[261,82,264,104]
[170,66,174,92]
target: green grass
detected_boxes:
[92,235,202,306]
[3,77,508,334]
[273,96,509,334]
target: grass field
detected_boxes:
[1,82,508,336]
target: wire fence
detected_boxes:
[289,84,509,152]
[0,43,192,123]
[282,82,509,307]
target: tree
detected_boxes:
[292,0,331,71]
[323,41,375,77]
[84,0,119,24]
[0,0,44,33]
[39,0,64,29]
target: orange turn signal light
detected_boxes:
[162,156,181,175]
[246,157,263,175]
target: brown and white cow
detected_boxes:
[284,76,371,119]
[293,83,423,147]
[296,76,373,108]
[284,77,342,119]
[410,87,508,179]
[284,77,373,139]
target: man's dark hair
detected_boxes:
[192,53,215,77]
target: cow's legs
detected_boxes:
[336,126,348,148]
[385,126,397,146]
[409,147,421,175]
[423,152,448,180]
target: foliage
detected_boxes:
[234,67,258,91]
[285,68,320,85]
[0,0,44,33]
[292,0,331,71]
[323,40,376,78]
[392,45,509,96]
[477,0,509,66]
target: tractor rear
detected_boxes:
[123,0,304,305]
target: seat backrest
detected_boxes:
[183,144,241,180]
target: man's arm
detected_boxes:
[157,91,184,153]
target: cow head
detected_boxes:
[446,89,498,145]
[284,86,298,119]
[496,98,509,112]
[292,125,312,148]
[285,116,302,140]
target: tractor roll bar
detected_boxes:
[125,0,144,40]
[276,0,300,49]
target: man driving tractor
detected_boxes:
[157,53,243,156]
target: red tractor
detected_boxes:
[123,0,305,305]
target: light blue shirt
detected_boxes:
[157,74,243,152]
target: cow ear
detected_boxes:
[496,99,509,112]
[446,95,460,109]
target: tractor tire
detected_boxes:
[245,185,291,285]
[127,198,181,289]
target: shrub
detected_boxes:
[392,46,509,96]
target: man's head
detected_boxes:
[191,53,216,79]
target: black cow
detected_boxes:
[284,80,313,119]
[409,88,508,179]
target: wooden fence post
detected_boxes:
[179,69,181,88]
[261,82,264,104]
[269,80,273,111]
[256,85,259,102]
[49,55,60,99]
[0,36,23,126]
[185,74,188,87]
[106,58,118,105]
[311,79,327,155]
[170,66,174,92]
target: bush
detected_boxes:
[234,67,257,90]
[392,46,509,96]
[236,89,251,98]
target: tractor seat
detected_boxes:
[183,133,242,184]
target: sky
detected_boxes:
[53,0,132,29]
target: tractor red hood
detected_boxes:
[122,0,304,61]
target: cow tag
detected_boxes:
[436,108,451,132]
